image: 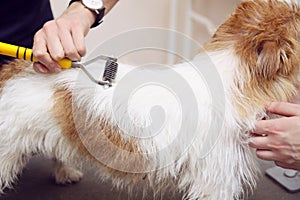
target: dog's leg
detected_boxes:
[0,150,30,193]
[53,158,83,185]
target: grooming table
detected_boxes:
[266,167,300,193]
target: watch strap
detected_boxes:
[69,0,105,28]
[91,7,105,28]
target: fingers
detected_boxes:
[255,150,297,167]
[275,161,300,170]
[249,136,269,149]
[33,18,87,73]
[250,142,294,165]
[42,21,65,62]
[254,101,300,136]
[253,102,300,136]
[31,2,95,74]
[256,149,279,161]
[250,102,300,170]
[56,18,84,60]
[254,118,282,136]
[71,23,86,57]
[33,30,61,73]
[60,28,81,61]
[33,62,49,74]
[267,102,300,117]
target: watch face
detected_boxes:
[82,0,103,10]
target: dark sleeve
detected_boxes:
[0,0,54,64]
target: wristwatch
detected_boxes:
[69,0,106,28]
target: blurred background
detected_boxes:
[51,0,240,64]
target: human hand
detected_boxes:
[32,2,96,73]
[249,102,300,170]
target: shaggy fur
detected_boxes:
[0,0,300,199]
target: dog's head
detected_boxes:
[205,0,300,117]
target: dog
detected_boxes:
[1,0,300,199]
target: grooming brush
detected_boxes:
[73,55,118,87]
[0,42,118,87]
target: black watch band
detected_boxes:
[69,0,105,28]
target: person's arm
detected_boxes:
[32,0,119,73]
[249,102,300,170]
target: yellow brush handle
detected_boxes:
[0,42,72,69]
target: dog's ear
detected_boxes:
[256,40,293,81]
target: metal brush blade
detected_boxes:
[103,59,118,83]
[73,55,118,88]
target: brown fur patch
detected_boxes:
[0,59,31,94]
[52,86,148,177]
[204,0,300,118]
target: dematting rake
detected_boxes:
[0,42,118,88]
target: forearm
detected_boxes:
[103,0,119,15]
[64,2,95,31]
[64,0,119,28]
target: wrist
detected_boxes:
[68,0,106,28]
[67,2,96,28]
